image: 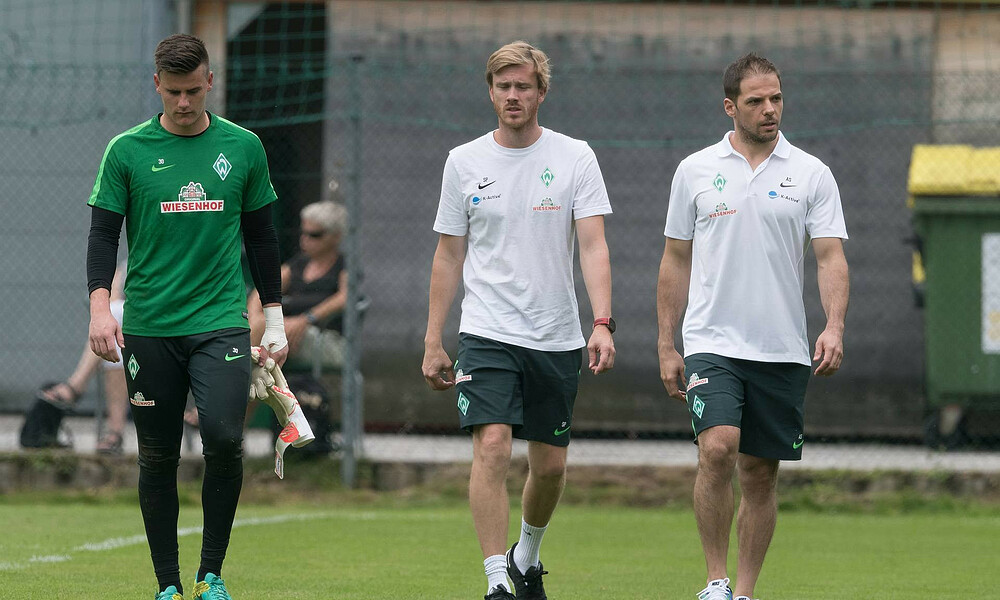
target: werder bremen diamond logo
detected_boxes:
[713,172,727,193]
[457,392,470,416]
[213,153,232,180]
[540,167,554,188]
[692,395,705,419]
[128,355,140,380]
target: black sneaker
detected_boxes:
[484,584,515,600]
[506,543,549,600]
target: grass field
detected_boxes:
[1,491,996,599]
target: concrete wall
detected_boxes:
[933,11,1000,144]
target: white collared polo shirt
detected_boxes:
[664,131,848,365]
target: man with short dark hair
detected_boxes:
[87,33,288,600]
[423,40,616,600]
[657,53,849,600]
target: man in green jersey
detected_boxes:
[87,34,288,600]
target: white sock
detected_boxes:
[734,596,751,600]
[484,554,508,594]
[513,519,547,574]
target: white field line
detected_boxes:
[2,510,444,572]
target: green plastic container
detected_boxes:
[909,145,1000,409]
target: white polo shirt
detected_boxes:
[664,131,848,365]
[434,128,612,351]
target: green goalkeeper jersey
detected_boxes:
[88,113,277,336]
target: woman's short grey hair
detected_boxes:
[301,201,347,237]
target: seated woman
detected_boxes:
[248,200,348,371]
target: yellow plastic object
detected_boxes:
[911,251,925,285]
[908,145,1000,198]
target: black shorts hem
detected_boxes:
[529,435,571,448]
[460,419,520,433]
[740,448,803,461]
[692,419,741,438]
[459,421,571,448]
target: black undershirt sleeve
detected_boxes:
[241,204,282,306]
[87,206,124,295]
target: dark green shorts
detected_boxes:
[455,333,582,447]
[684,353,811,460]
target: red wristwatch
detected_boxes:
[593,317,616,334]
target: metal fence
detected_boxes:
[2,1,999,455]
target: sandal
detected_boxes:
[96,431,123,455]
[37,381,82,409]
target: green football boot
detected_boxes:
[154,585,183,600]
[192,573,233,600]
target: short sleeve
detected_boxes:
[88,138,130,215]
[664,163,696,240]
[572,144,612,220]
[242,134,278,212]
[432,154,469,236]
[806,166,848,240]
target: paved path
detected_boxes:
[3,415,1000,473]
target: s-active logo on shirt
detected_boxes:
[768,190,800,203]
[472,193,501,206]
[708,202,737,219]
[161,182,224,213]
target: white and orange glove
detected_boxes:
[249,346,315,479]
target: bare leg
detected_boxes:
[41,342,103,404]
[95,367,130,453]
[693,425,740,583]
[66,342,104,392]
[521,442,567,527]
[470,424,513,558]
[103,368,129,434]
[734,454,779,599]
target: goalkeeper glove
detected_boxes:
[249,346,315,479]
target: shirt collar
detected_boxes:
[715,130,791,160]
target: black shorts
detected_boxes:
[684,353,811,460]
[123,328,252,463]
[455,333,582,447]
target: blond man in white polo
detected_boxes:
[657,53,849,600]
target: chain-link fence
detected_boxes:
[3,0,999,452]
